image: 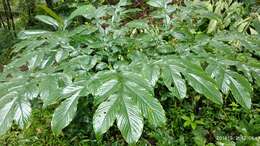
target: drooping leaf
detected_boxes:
[38,5,64,26]
[0,93,17,136]
[185,73,223,105]
[51,91,80,135]
[35,15,59,29]
[68,5,96,21]
[161,64,187,99]
[124,72,166,126]
[206,63,252,109]
[88,71,118,104]
[39,76,61,107]
[227,71,252,109]
[21,83,39,100]
[70,55,98,71]
[206,63,230,94]
[116,96,143,144]
[14,99,32,128]
[158,57,222,104]
[93,94,118,136]
[55,49,69,63]
[246,62,260,87]
[147,0,164,8]
[181,60,223,105]
[0,85,34,133]
[90,70,166,144]
[17,30,50,39]
[142,63,160,87]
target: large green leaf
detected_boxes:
[90,70,166,144]
[0,92,17,136]
[70,55,98,71]
[17,30,50,39]
[124,72,166,126]
[246,62,260,87]
[185,73,223,105]
[14,99,32,128]
[68,5,96,21]
[51,91,81,135]
[0,81,35,134]
[206,63,252,109]
[161,64,187,99]
[141,63,160,87]
[227,71,252,109]
[39,76,61,107]
[116,96,143,144]
[22,83,39,100]
[206,63,230,94]
[93,94,118,136]
[147,0,164,8]
[181,59,223,105]
[158,57,222,104]
[38,5,64,27]
[35,15,59,29]
[88,71,118,104]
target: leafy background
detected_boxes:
[0,0,260,145]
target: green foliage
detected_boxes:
[89,70,166,143]
[0,0,260,144]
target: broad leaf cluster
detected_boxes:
[0,0,259,144]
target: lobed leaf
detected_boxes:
[90,70,166,144]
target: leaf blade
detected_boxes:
[116,96,144,144]
[51,91,80,135]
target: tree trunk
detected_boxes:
[0,13,6,28]
[26,0,36,26]
[1,0,16,36]
[2,0,11,30]
[6,0,16,34]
